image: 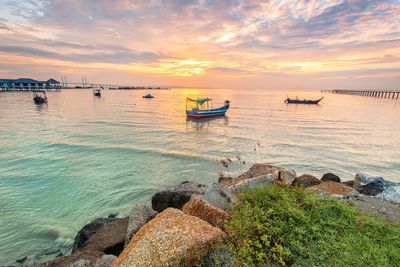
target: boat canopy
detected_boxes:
[187,97,212,104]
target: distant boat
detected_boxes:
[284,97,323,104]
[143,93,154,99]
[93,89,101,96]
[186,97,230,118]
[33,91,47,104]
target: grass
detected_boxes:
[224,185,400,266]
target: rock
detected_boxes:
[342,180,355,187]
[201,243,236,267]
[112,208,224,267]
[95,254,117,267]
[72,259,90,267]
[108,213,118,219]
[234,163,296,186]
[151,182,206,212]
[292,174,322,187]
[80,217,128,256]
[377,185,400,204]
[356,182,385,196]
[354,173,397,189]
[16,256,27,263]
[321,173,341,183]
[218,176,233,184]
[308,181,357,198]
[183,195,230,229]
[203,183,237,210]
[40,251,105,267]
[349,194,400,223]
[72,217,118,254]
[125,204,157,246]
[229,174,274,193]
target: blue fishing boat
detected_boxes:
[284,97,323,104]
[33,91,47,104]
[143,93,154,99]
[186,97,230,118]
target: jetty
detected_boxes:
[321,89,400,99]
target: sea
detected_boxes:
[0,88,399,265]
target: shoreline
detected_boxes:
[11,163,400,266]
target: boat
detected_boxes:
[186,97,230,118]
[143,93,154,99]
[93,89,101,96]
[33,91,47,104]
[284,97,323,104]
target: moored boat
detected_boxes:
[33,91,47,104]
[143,93,154,99]
[186,97,230,118]
[93,89,101,96]
[284,97,323,104]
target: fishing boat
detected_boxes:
[284,97,323,104]
[143,93,154,99]
[186,97,230,118]
[33,91,47,104]
[93,89,101,96]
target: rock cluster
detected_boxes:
[35,163,400,267]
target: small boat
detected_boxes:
[33,91,47,104]
[93,89,101,96]
[143,93,154,99]
[186,97,230,118]
[284,97,323,104]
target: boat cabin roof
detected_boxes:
[187,97,212,104]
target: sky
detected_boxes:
[0,0,399,90]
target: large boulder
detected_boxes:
[354,174,398,197]
[72,217,118,253]
[183,195,230,229]
[342,180,355,187]
[112,208,224,267]
[356,182,385,196]
[203,183,237,210]
[229,174,274,194]
[151,181,206,212]
[235,164,296,186]
[41,218,128,267]
[125,204,157,246]
[292,174,322,188]
[308,181,357,198]
[354,173,397,189]
[321,173,341,183]
[80,217,129,256]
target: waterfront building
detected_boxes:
[0,78,61,89]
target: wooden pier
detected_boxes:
[321,90,400,99]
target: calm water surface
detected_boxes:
[0,89,399,264]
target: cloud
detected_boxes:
[0,0,399,89]
[0,45,164,64]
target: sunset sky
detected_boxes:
[0,0,399,90]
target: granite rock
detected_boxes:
[112,208,224,267]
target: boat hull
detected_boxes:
[33,97,47,104]
[284,97,323,104]
[186,111,227,118]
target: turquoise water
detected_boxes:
[0,89,399,264]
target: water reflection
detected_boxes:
[186,116,230,131]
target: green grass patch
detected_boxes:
[225,185,400,266]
